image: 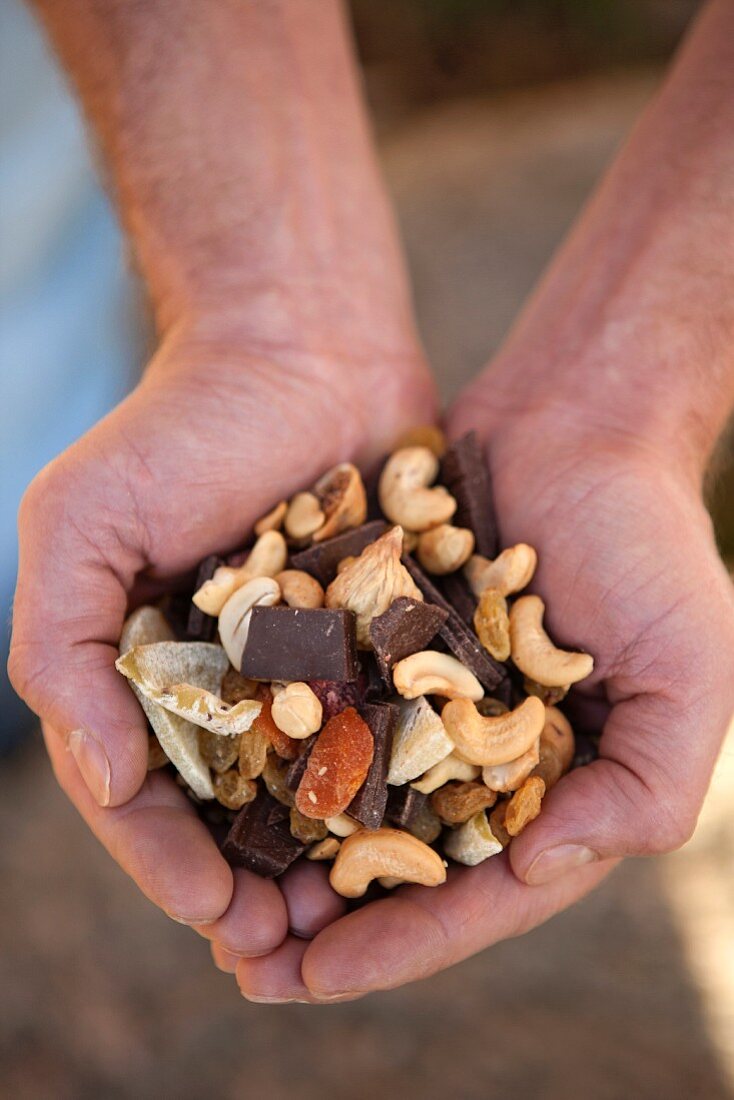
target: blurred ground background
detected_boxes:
[2,2,733,1098]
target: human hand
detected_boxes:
[9,308,436,952]
[234,401,733,1001]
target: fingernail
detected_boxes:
[525,844,599,885]
[68,729,111,806]
[244,994,311,1004]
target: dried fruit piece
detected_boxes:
[198,729,241,774]
[431,780,498,825]
[289,807,329,844]
[261,753,296,807]
[295,707,374,819]
[473,587,511,662]
[444,810,503,866]
[325,527,423,647]
[404,801,443,844]
[505,776,546,836]
[238,728,269,780]
[307,679,362,722]
[213,770,257,810]
[221,669,259,705]
[387,696,454,786]
[488,800,511,848]
[253,690,300,761]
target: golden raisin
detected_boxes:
[488,800,511,848]
[213,770,257,810]
[505,776,546,836]
[295,707,374,819]
[198,728,241,773]
[473,587,510,662]
[430,780,498,825]
[289,807,328,844]
[221,668,259,705]
[238,728,269,780]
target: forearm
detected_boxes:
[481,0,734,475]
[30,0,415,353]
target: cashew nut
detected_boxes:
[285,492,325,540]
[218,576,281,669]
[275,569,325,609]
[392,650,484,702]
[464,543,537,597]
[443,810,503,866]
[509,595,594,687]
[441,695,546,766]
[473,587,511,662]
[378,446,457,532]
[254,500,287,536]
[325,813,360,837]
[410,752,480,794]
[325,526,422,647]
[313,462,368,542]
[271,681,323,739]
[192,530,287,615]
[417,524,475,575]
[329,827,447,898]
[307,837,341,861]
[482,737,540,792]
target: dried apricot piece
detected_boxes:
[295,707,374,819]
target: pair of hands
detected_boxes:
[10,298,734,1002]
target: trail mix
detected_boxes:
[116,431,595,898]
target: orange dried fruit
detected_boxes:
[253,688,299,761]
[295,707,374,819]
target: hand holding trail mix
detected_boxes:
[116,432,595,898]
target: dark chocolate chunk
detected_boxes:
[439,573,477,627]
[222,789,305,877]
[290,520,387,587]
[308,679,362,722]
[402,556,506,692]
[369,597,448,686]
[284,735,317,792]
[440,431,499,558]
[385,785,427,829]
[361,653,388,702]
[348,703,397,829]
[241,606,359,682]
[186,555,223,642]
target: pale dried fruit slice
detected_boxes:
[444,810,503,866]
[387,696,454,786]
[116,642,261,735]
[325,526,422,647]
[118,613,214,799]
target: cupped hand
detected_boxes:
[9,309,436,947]
[240,397,734,1002]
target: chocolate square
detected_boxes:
[369,597,448,686]
[441,431,499,558]
[222,789,305,877]
[241,606,358,682]
[289,520,387,586]
[403,556,506,693]
[186,555,223,642]
[348,703,397,829]
[385,785,427,828]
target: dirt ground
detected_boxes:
[2,71,733,1100]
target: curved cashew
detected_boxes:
[271,681,323,739]
[393,650,484,702]
[482,737,540,792]
[218,576,281,669]
[464,543,537,597]
[192,531,287,615]
[411,753,480,794]
[444,810,503,866]
[313,462,368,542]
[510,595,593,687]
[441,695,545,766]
[285,492,325,540]
[417,524,475,575]
[275,569,325,609]
[329,828,447,898]
[378,446,457,532]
